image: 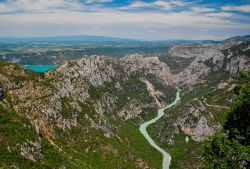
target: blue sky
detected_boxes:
[0,0,250,40]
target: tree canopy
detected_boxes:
[203,72,250,169]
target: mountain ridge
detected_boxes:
[1,34,249,45]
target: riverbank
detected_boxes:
[139,91,180,169]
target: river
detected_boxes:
[139,90,180,169]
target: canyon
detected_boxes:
[0,37,249,169]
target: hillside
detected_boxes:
[0,38,249,169]
[0,55,176,169]
[202,72,250,169]
[150,39,250,168]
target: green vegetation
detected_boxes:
[0,61,43,84]
[0,97,67,169]
[222,41,250,58]
[145,70,237,169]
[0,61,9,68]
[40,139,66,168]
[146,73,176,103]
[202,72,250,169]
[158,55,195,74]
[115,72,153,109]
[139,107,158,121]
[180,71,232,105]
[0,104,37,169]
[88,81,116,100]
[206,71,230,86]
[112,118,163,168]
[0,63,175,169]
[78,100,96,117]
[0,42,170,65]
[147,110,203,169]
[167,132,201,169]
[53,100,163,169]
[60,97,74,118]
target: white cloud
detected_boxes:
[0,0,84,13]
[205,12,232,18]
[153,0,172,10]
[222,5,250,13]
[0,10,247,29]
[191,7,216,13]
[0,0,249,40]
[128,1,152,8]
[1,10,248,40]
[170,0,186,6]
[85,0,113,4]
[121,0,187,11]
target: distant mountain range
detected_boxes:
[223,35,250,42]
[0,35,249,45]
[0,35,249,66]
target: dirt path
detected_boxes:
[202,96,229,109]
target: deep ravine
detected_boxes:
[139,90,181,169]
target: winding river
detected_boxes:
[139,90,180,169]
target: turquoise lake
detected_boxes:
[23,65,58,72]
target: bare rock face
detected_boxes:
[226,55,250,75]
[175,100,219,142]
[118,100,144,120]
[173,58,211,87]
[1,55,175,143]
[170,41,250,88]
[1,55,177,168]
[152,92,231,145]
[51,54,174,118]
[94,93,117,115]
[151,39,249,144]
[169,45,216,58]
[121,54,173,85]
[170,45,225,86]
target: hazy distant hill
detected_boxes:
[0,35,142,45]
[1,35,248,66]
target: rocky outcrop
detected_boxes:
[152,97,225,145]
[121,54,173,86]
[0,55,175,142]
[1,56,175,168]
[169,45,217,59]
[141,79,164,107]
[225,55,250,75]
[170,41,250,88]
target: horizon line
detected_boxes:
[0,34,249,42]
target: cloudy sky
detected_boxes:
[0,0,250,40]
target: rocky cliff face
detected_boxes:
[172,41,250,87]
[148,40,250,168]
[0,54,175,169]
[151,40,250,144]
[0,39,249,169]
